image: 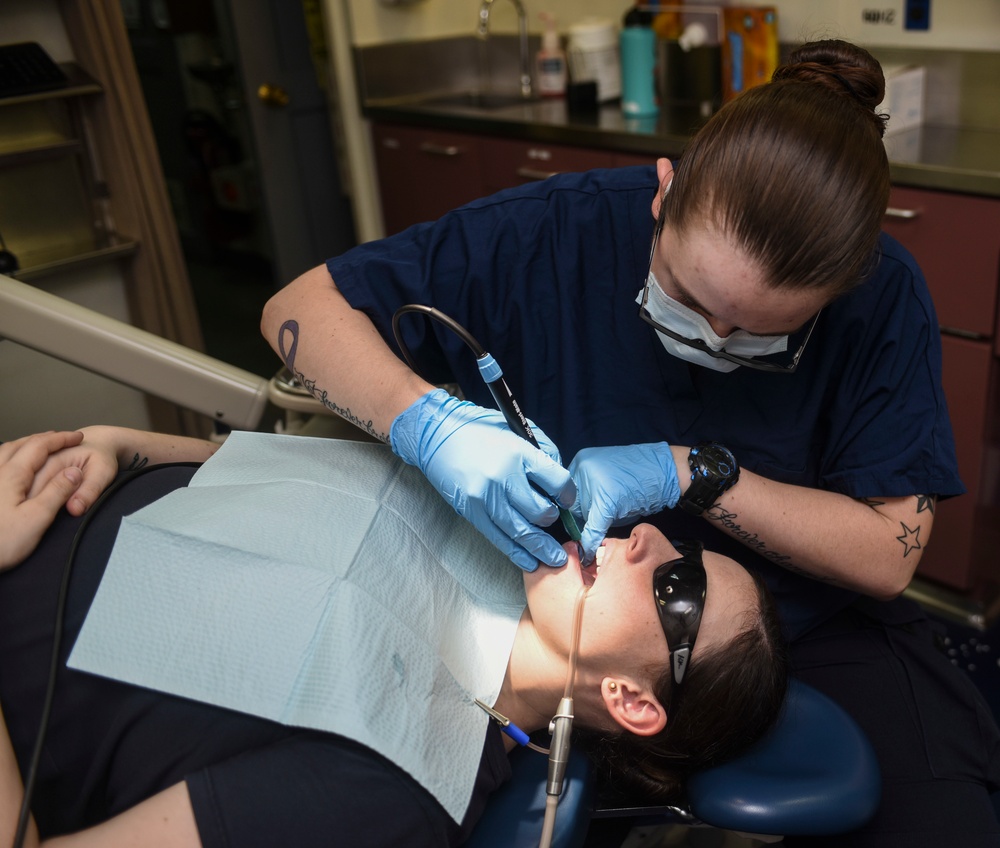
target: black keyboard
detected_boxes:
[0,42,68,99]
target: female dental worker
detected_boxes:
[261,38,1000,845]
[0,427,785,846]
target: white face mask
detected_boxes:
[638,272,789,372]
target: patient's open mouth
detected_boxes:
[581,543,605,588]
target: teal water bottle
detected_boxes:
[620,8,658,117]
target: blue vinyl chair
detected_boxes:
[466,679,881,847]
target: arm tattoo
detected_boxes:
[704,505,789,563]
[896,523,922,556]
[897,494,934,556]
[705,504,841,585]
[293,372,389,442]
[278,320,299,372]
[127,453,149,470]
[275,318,390,443]
[864,494,935,556]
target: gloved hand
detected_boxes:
[568,442,681,563]
[391,388,576,571]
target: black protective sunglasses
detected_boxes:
[638,206,820,374]
[653,539,707,712]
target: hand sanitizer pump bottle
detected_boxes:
[536,12,567,97]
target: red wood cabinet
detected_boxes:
[371,123,486,236]
[883,186,1000,592]
[372,122,667,235]
[480,138,613,196]
[612,151,662,168]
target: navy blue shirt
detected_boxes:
[330,165,962,639]
[0,465,509,846]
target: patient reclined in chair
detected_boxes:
[1,430,788,848]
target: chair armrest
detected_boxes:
[0,274,269,429]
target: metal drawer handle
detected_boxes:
[885,206,921,220]
[516,167,560,181]
[419,142,462,157]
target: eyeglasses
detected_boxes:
[653,539,707,712]
[638,209,820,374]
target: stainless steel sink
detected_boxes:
[416,91,540,110]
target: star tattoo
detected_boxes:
[896,523,922,556]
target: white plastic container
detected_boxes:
[567,18,621,103]
[882,64,926,137]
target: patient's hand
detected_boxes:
[28,426,218,518]
[0,431,85,570]
[27,425,122,518]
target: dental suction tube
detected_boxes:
[390,305,589,848]
[547,583,589,795]
[538,583,589,848]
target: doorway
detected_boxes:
[122,0,356,377]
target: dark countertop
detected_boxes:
[884,125,1000,198]
[364,95,1000,199]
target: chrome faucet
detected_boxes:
[477,0,532,98]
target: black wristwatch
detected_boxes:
[679,442,740,516]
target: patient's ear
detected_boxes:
[601,677,667,737]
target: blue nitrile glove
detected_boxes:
[390,388,576,572]
[568,443,681,563]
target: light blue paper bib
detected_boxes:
[69,431,526,822]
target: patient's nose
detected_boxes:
[630,524,677,564]
[627,524,657,560]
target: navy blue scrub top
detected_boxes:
[329,165,962,639]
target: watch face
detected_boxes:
[698,446,736,480]
[683,444,739,514]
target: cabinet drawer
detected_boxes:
[372,123,485,234]
[612,151,662,168]
[882,186,1000,339]
[481,138,614,194]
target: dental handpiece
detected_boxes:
[389,304,582,543]
[476,353,582,543]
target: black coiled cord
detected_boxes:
[11,462,200,848]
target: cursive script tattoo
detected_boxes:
[296,372,389,442]
[705,504,841,584]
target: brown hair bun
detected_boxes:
[773,39,888,137]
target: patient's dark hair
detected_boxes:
[577,569,788,805]
[664,39,890,297]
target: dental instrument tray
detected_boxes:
[0,42,68,100]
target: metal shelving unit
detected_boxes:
[0,62,137,281]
